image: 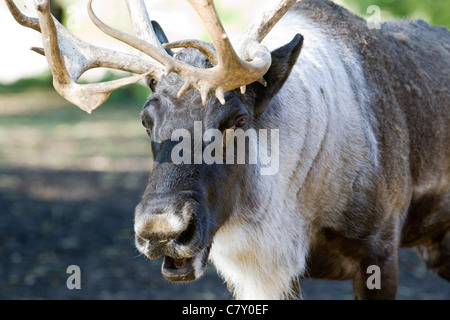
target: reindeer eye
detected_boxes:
[141,119,153,137]
[234,116,248,128]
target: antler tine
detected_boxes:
[236,0,297,55]
[242,0,297,43]
[125,0,167,81]
[35,0,71,84]
[125,0,165,51]
[4,0,40,32]
[232,0,297,93]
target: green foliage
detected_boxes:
[341,0,450,28]
[215,1,245,28]
[0,72,53,94]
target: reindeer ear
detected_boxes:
[151,21,173,56]
[244,34,303,116]
[146,21,173,92]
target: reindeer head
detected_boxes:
[6,0,303,282]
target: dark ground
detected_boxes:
[0,168,449,300]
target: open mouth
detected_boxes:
[162,256,196,281]
[161,245,211,282]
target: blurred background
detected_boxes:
[0,0,449,300]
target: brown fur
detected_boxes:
[294,0,449,299]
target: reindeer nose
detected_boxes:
[134,230,174,258]
[135,205,185,241]
[134,193,197,255]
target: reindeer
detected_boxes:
[5,0,449,299]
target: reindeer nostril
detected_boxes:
[134,194,201,255]
[135,216,198,250]
[136,235,147,247]
[176,217,197,245]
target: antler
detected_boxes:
[6,0,296,110]
[4,0,164,113]
[88,0,296,106]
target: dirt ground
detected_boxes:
[0,167,448,300]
